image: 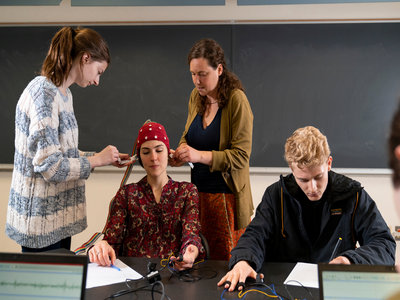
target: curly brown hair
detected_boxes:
[188,38,243,115]
[41,27,110,87]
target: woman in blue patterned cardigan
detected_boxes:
[6,27,131,252]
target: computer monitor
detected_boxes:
[0,252,88,300]
[318,263,400,300]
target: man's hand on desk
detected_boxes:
[329,255,351,265]
[88,240,117,267]
[217,260,264,292]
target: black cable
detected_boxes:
[105,257,219,299]
[283,280,315,300]
[165,262,218,282]
[104,281,171,300]
[125,277,144,289]
[151,281,166,300]
[104,282,148,299]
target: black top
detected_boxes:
[186,109,231,193]
[285,175,330,245]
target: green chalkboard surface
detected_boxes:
[1,23,400,168]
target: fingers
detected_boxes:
[97,248,109,266]
[118,153,130,159]
[109,247,117,265]
[329,256,351,265]
[217,261,256,292]
[88,241,116,267]
[217,272,231,287]
[233,269,249,292]
[96,145,119,166]
[174,144,191,162]
[88,248,96,263]
[114,153,135,168]
[89,247,105,266]
[108,145,120,162]
[170,254,193,271]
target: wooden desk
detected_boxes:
[85,258,319,299]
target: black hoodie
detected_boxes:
[229,171,395,271]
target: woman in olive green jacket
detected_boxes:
[172,38,254,260]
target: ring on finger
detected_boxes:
[224,280,231,287]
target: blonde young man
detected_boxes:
[219,126,395,291]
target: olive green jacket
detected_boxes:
[179,88,254,229]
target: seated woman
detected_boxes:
[89,122,203,270]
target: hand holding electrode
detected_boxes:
[168,152,193,168]
[169,244,199,271]
[173,143,212,166]
[117,154,137,166]
[88,145,120,168]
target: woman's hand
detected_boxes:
[111,153,135,168]
[174,143,200,163]
[88,240,116,267]
[170,245,199,271]
[174,143,212,166]
[168,149,185,167]
[88,145,120,168]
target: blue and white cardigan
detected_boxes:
[6,76,93,248]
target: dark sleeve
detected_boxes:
[180,183,205,258]
[102,186,129,255]
[229,186,277,272]
[342,190,396,265]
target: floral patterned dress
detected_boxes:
[103,176,203,258]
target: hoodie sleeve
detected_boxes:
[229,185,277,272]
[341,189,396,265]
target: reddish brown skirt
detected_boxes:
[199,192,245,260]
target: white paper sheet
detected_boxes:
[283,262,319,289]
[86,259,143,289]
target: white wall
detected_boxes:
[0,0,399,261]
[1,0,400,24]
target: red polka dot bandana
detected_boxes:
[136,122,170,154]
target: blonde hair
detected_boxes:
[285,126,331,168]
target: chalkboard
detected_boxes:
[1,23,400,168]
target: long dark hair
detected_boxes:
[188,38,243,115]
[41,27,110,86]
[389,101,400,187]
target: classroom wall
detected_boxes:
[1,0,399,262]
[1,0,400,23]
[1,167,399,263]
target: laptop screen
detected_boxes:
[0,252,88,300]
[318,263,400,300]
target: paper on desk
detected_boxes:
[86,259,143,289]
[283,262,319,289]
